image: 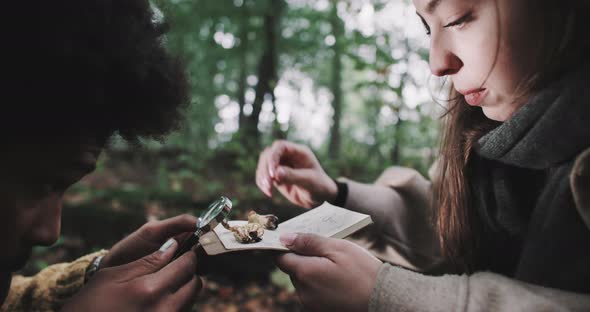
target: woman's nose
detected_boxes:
[29,194,62,246]
[429,34,462,77]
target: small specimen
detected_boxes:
[222,211,279,244]
[247,211,279,230]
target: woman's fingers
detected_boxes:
[255,149,268,196]
[268,140,290,179]
[275,252,308,276]
[257,140,324,201]
[256,147,273,197]
[275,166,313,187]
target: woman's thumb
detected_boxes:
[279,233,331,257]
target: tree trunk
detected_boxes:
[242,0,283,149]
[328,1,343,159]
[389,39,412,165]
[390,116,402,164]
[271,91,287,140]
[237,5,249,130]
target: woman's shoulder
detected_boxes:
[570,147,590,229]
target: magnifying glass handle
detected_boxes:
[171,233,199,261]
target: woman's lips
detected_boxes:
[462,88,488,106]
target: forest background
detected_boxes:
[23,0,444,311]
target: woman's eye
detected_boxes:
[419,16,431,36]
[444,11,474,29]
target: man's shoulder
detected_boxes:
[570,147,590,229]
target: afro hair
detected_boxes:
[2,0,190,143]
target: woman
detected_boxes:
[256,0,590,310]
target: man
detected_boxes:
[0,0,201,310]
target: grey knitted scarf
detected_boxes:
[477,64,590,169]
[470,64,590,293]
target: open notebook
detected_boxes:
[200,202,373,255]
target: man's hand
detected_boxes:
[275,233,382,312]
[256,140,338,208]
[100,214,198,269]
[62,239,201,311]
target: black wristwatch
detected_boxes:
[328,178,348,207]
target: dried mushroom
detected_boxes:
[234,223,264,243]
[222,211,279,244]
[247,211,279,230]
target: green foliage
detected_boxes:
[86,0,439,219]
[23,4,443,308]
[270,269,295,292]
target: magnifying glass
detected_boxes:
[171,196,232,261]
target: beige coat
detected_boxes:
[342,148,590,311]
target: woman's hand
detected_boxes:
[100,214,198,269]
[275,233,382,312]
[62,239,201,311]
[256,140,337,208]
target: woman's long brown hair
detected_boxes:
[433,0,590,272]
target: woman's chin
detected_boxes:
[480,94,530,122]
[481,105,514,122]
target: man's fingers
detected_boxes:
[116,238,179,280]
[140,214,198,243]
[167,275,202,311]
[151,250,198,292]
[173,231,193,247]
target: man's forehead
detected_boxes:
[1,142,101,174]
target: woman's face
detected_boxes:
[414,0,538,121]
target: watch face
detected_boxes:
[198,196,232,229]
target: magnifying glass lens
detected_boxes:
[198,196,232,228]
[172,196,232,262]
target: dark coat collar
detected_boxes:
[476,65,590,169]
